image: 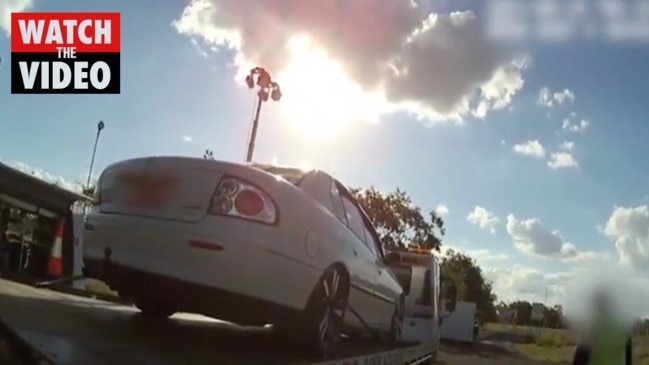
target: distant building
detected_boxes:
[531,302,545,322]
[498,308,517,323]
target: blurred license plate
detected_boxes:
[118,172,175,208]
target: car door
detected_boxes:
[337,189,381,328]
[361,222,401,329]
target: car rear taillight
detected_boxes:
[209,176,277,224]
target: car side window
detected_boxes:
[329,182,348,224]
[341,196,367,243]
[363,224,380,257]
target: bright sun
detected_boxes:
[277,36,382,140]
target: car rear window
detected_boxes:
[253,164,307,185]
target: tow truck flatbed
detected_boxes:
[0,279,435,365]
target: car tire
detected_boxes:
[388,295,405,344]
[134,299,175,320]
[304,265,349,360]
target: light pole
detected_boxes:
[86,121,105,189]
[244,67,282,163]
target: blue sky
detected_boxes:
[2,0,649,305]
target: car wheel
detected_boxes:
[305,265,349,360]
[134,299,175,320]
[389,295,405,344]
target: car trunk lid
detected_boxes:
[98,157,223,222]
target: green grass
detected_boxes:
[482,323,649,364]
[481,323,577,363]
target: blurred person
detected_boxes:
[572,287,633,365]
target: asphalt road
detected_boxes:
[0,278,406,365]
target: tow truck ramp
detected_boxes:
[0,279,436,365]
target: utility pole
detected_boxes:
[244,67,282,163]
[86,121,105,190]
[544,287,548,306]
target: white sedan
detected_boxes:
[82,157,405,359]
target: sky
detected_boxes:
[2,0,649,312]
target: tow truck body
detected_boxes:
[440,301,477,343]
[0,278,440,365]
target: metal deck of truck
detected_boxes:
[0,279,435,365]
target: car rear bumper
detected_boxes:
[83,257,303,326]
[83,213,319,311]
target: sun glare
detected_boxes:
[277,36,383,140]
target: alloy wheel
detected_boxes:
[310,267,348,359]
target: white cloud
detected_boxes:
[442,244,645,318]
[189,38,209,58]
[603,205,649,269]
[547,152,578,169]
[558,141,575,151]
[7,161,81,193]
[435,204,449,217]
[537,86,575,108]
[441,244,568,304]
[513,140,546,158]
[173,1,528,123]
[438,246,635,312]
[485,265,571,304]
[562,113,590,132]
[553,89,575,104]
[467,206,500,233]
[469,249,509,261]
[0,0,33,34]
[183,135,193,142]
[506,214,595,261]
[461,249,509,262]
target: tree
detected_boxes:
[350,187,445,251]
[508,300,532,325]
[543,304,565,328]
[501,301,566,328]
[441,249,498,321]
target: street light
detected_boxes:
[86,120,105,190]
[244,67,282,163]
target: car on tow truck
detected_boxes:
[82,157,406,359]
